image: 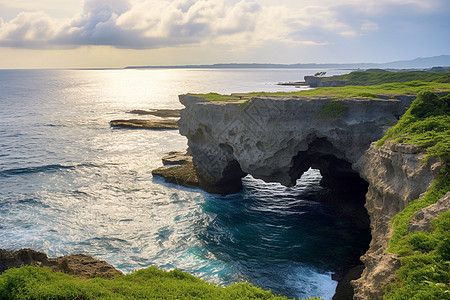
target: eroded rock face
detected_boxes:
[351,143,443,299]
[179,94,412,195]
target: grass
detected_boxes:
[377,92,450,299]
[377,92,450,161]
[0,265,296,300]
[321,70,450,86]
[318,100,348,119]
[190,81,450,102]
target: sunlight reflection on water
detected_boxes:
[0,68,359,299]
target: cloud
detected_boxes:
[0,11,62,48]
[0,0,270,49]
[0,0,447,50]
[0,0,328,49]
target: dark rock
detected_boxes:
[304,76,347,87]
[277,81,309,87]
[333,265,365,300]
[0,249,122,279]
[110,119,178,129]
[153,150,243,195]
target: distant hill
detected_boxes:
[377,55,450,69]
[125,55,450,70]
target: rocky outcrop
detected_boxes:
[152,151,201,189]
[152,161,200,189]
[409,192,450,232]
[179,94,413,195]
[128,109,181,118]
[352,143,444,299]
[110,119,178,129]
[0,249,122,279]
[161,151,193,165]
[304,76,346,87]
[111,109,181,129]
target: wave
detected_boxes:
[0,163,98,177]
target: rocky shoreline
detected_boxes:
[0,249,122,279]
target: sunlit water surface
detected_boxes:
[0,68,366,299]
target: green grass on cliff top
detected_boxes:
[320,69,450,85]
[191,81,450,101]
[379,92,450,299]
[377,91,450,160]
[0,265,301,300]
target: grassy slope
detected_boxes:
[321,70,450,86]
[377,92,450,299]
[0,265,298,300]
[190,70,450,102]
[191,82,449,102]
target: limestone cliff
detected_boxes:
[352,142,443,299]
[179,94,413,195]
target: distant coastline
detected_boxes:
[125,54,450,70]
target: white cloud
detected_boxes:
[0,12,62,47]
[0,0,446,50]
[1,0,273,49]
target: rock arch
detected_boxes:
[179,94,412,200]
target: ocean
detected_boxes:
[0,68,367,299]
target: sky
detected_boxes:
[0,0,449,68]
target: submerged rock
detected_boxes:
[110,119,178,129]
[128,109,181,118]
[0,248,122,279]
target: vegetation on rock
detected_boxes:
[0,265,294,300]
[318,100,348,120]
[378,92,450,299]
[377,92,450,161]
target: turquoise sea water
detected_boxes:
[0,68,368,299]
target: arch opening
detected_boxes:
[290,138,370,229]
